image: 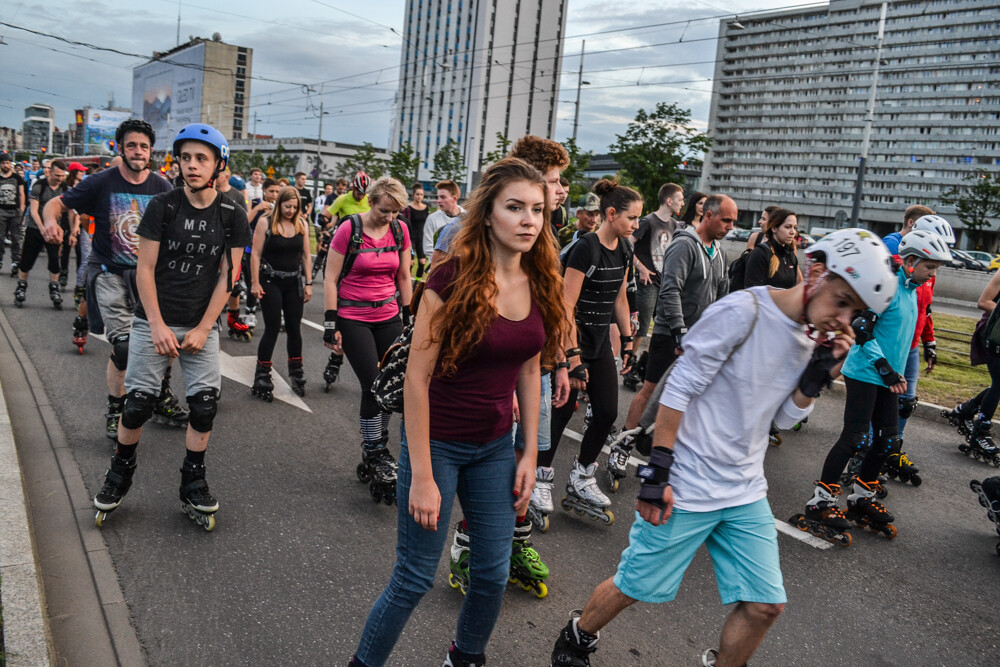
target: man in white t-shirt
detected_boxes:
[422,180,464,259]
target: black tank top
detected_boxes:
[262,228,303,273]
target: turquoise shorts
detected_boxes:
[613,497,786,605]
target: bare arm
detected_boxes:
[396,247,413,308]
[978,270,1000,313]
[301,230,313,303]
[41,196,68,244]
[513,354,541,515]
[249,218,267,297]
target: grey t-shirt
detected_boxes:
[633,213,681,282]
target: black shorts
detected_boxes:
[19,226,60,275]
[643,333,680,385]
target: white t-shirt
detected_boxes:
[423,207,465,257]
[659,287,814,512]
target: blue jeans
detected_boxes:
[354,429,518,666]
[514,372,552,452]
[898,347,920,436]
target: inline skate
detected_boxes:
[251,360,274,402]
[105,395,124,440]
[58,269,68,291]
[227,310,252,341]
[792,416,809,431]
[48,280,62,310]
[13,280,26,308]
[605,431,635,493]
[960,415,1000,467]
[243,309,257,332]
[179,460,218,531]
[839,433,888,498]
[944,403,976,437]
[768,424,782,447]
[551,612,599,667]
[447,521,471,595]
[621,351,647,391]
[561,458,614,525]
[322,352,343,392]
[152,372,189,427]
[790,481,853,547]
[72,314,88,354]
[509,519,549,598]
[357,437,397,505]
[73,285,85,307]
[845,478,897,539]
[527,466,554,532]
[94,452,137,527]
[443,641,485,667]
[883,442,921,486]
[288,356,306,397]
[970,478,1000,556]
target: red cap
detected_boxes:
[68,162,87,172]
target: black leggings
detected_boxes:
[339,315,402,419]
[256,275,304,362]
[19,227,60,274]
[962,350,1000,420]
[541,345,618,468]
[821,376,899,483]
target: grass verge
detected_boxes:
[916,312,988,408]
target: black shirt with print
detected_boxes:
[135,191,251,327]
[566,235,629,360]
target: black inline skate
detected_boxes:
[960,415,1000,467]
[322,352,343,392]
[970,478,1000,556]
[179,460,218,531]
[94,452,137,527]
[48,280,62,309]
[73,285,85,307]
[357,437,397,505]
[72,314,88,354]
[621,351,647,391]
[105,395,124,440]
[839,433,888,499]
[13,279,26,308]
[152,370,189,427]
[509,519,549,599]
[58,269,68,291]
[288,356,306,397]
[883,442,922,486]
[605,431,635,493]
[443,641,485,667]
[551,613,599,667]
[944,403,976,437]
[792,416,809,432]
[845,478,898,539]
[790,481,853,547]
[227,309,252,341]
[251,360,274,402]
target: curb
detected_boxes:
[830,378,952,426]
[0,369,51,666]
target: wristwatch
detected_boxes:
[565,347,582,358]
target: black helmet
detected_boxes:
[115,119,156,149]
[0,152,11,164]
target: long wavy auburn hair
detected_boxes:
[430,158,568,375]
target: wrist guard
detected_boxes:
[923,341,937,363]
[798,344,840,398]
[671,327,686,350]
[621,349,635,372]
[401,304,413,328]
[636,447,674,508]
[874,357,904,387]
[323,309,338,344]
[851,309,877,345]
[569,363,588,382]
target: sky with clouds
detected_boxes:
[1,0,812,154]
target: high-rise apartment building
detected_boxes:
[22,104,54,153]
[702,0,1000,244]
[392,0,568,184]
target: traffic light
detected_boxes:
[108,140,115,152]
[40,147,46,154]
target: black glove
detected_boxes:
[323,309,338,345]
[798,344,841,398]
[569,362,588,382]
[401,304,414,328]
[923,341,937,364]
[671,327,686,351]
[621,347,635,373]
[851,309,878,345]
[636,447,674,509]
[874,357,904,387]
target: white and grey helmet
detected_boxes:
[806,228,898,314]
[912,215,956,247]
[898,229,952,263]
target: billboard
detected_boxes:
[83,109,132,154]
[131,42,205,151]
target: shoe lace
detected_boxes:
[612,447,629,467]
[898,452,914,466]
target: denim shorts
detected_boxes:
[124,317,221,397]
[514,372,552,452]
[613,497,786,605]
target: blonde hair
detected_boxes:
[367,176,409,210]
[269,187,308,237]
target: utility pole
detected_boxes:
[176,0,182,46]
[251,111,258,156]
[314,83,325,203]
[850,2,887,228]
[572,40,586,143]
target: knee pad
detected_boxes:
[833,429,868,459]
[110,333,129,371]
[874,429,901,457]
[899,395,918,420]
[120,389,157,429]
[187,389,219,433]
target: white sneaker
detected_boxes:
[568,458,610,508]
[531,466,555,513]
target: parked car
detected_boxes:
[947,249,990,271]
[725,228,754,242]
[796,233,815,249]
[966,250,994,265]
[991,256,1000,273]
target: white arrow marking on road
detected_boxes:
[90,332,312,412]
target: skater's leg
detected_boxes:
[820,378,878,483]
[977,352,1000,420]
[280,277,304,359]
[714,602,783,667]
[858,386,902,482]
[354,432,463,667]
[576,578,637,635]
[579,348,619,466]
[897,348,920,436]
[537,387,576,467]
[453,431,518,655]
[93,272,135,397]
[340,317,402,421]
[256,280,282,362]
[514,374,552,453]
[118,319,171,445]
[624,334,677,430]
[634,281,657,354]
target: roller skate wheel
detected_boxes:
[356,463,371,483]
[519,581,533,592]
[835,532,852,548]
[323,384,331,393]
[610,477,620,493]
[971,480,983,493]
[533,582,548,599]
[533,514,549,533]
[792,422,802,431]
[201,514,216,532]
[95,510,107,528]
[383,493,394,506]
[448,574,461,590]
[882,524,898,539]
[910,474,922,487]
[601,509,614,525]
[560,496,571,511]
[876,487,888,500]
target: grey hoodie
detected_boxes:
[652,227,729,335]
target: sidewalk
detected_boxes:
[0,308,144,666]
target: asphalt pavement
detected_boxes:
[3,276,1000,666]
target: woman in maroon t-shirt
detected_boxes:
[350,159,568,667]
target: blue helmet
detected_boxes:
[172,123,230,170]
[228,175,246,191]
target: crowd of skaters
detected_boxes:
[7,118,1000,667]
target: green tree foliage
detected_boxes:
[340,142,386,180]
[431,139,466,183]
[609,103,711,211]
[228,144,298,180]
[481,132,513,168]
[941,169,1000,249]
[560,137,592,203]
[386,141,421,185]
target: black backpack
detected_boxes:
[560,231,633,282]
[337,213,407,283]
[160,188,239,291]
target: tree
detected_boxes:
[940,169,1000,249]
[339,142,386,180]
[480,132,512,168]
[609,102,712,211]
[228,144,298,180]
[386,141,421,185]
[560,137,592,203]
[431,139,465,183]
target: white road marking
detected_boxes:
[302,318,323,332]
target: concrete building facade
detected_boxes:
[22,104,54,154]
[391,0,568,184]
[228,137,389,183]
[701,0,1000,247]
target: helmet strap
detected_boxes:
[801,263,829,341]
